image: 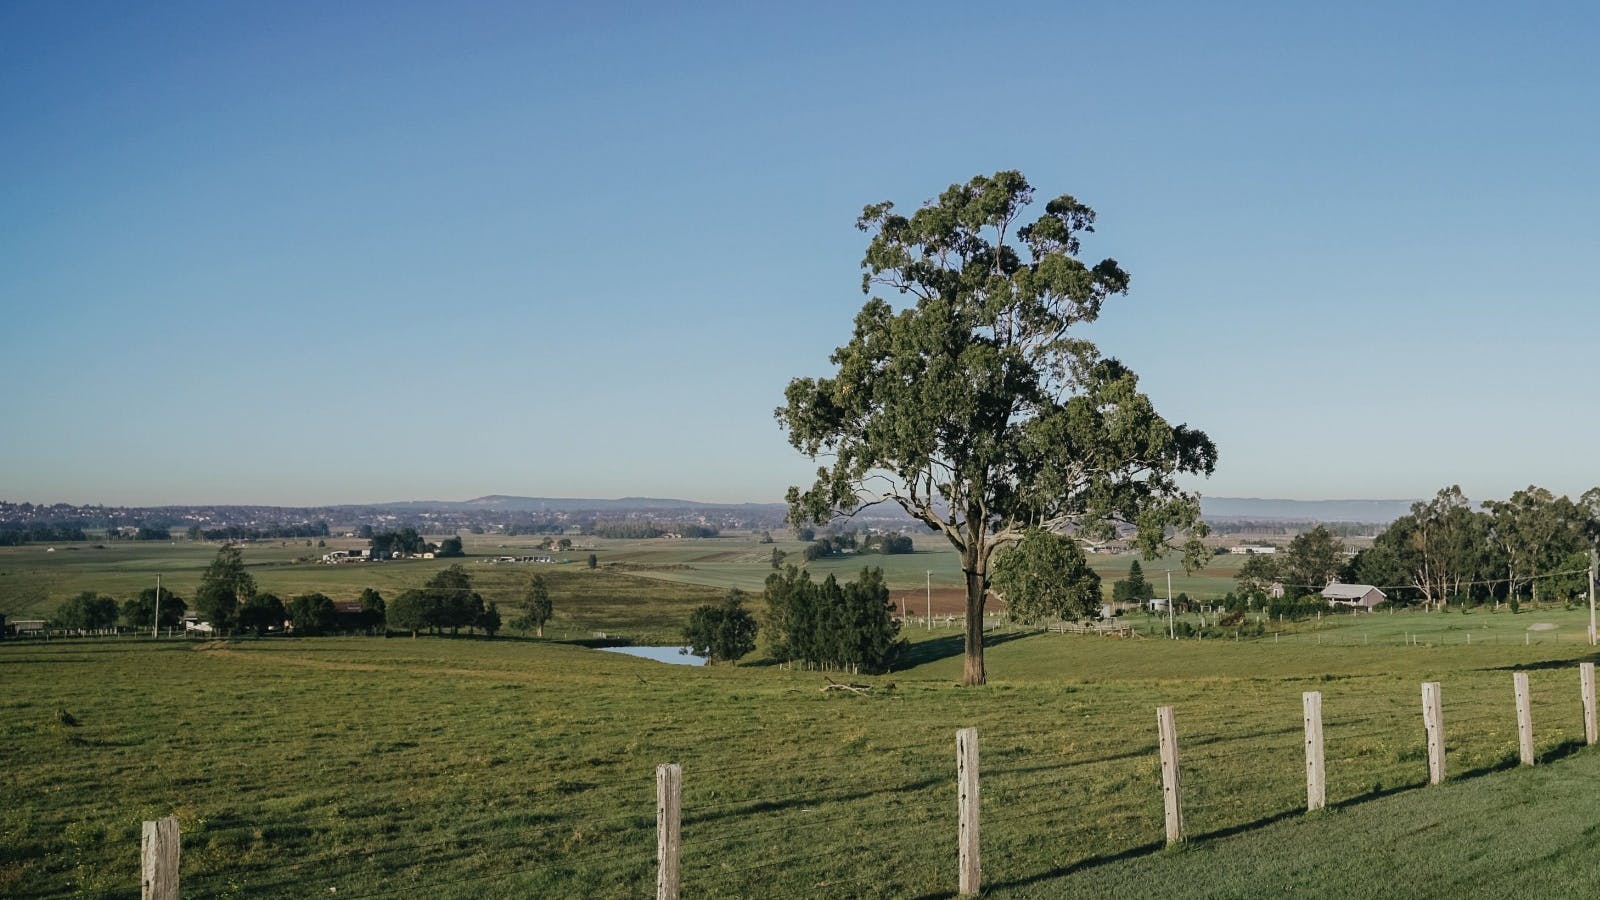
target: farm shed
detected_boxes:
[1321,583,1385,610]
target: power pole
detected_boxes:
[1167,570,1175,640]
[1589,548,1597,647]
[926,570,932,631]
[153,573,161,640]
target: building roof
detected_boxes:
[1321,583,1385,600]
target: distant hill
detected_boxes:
[366,495,790,514]
[1199,497,1415,524]
[372,495,1415,525]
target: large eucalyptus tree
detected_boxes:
[778,171,1216,685]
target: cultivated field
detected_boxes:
[6,605,1600,898]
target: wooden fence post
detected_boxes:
[140,816,179,900]
[1157,706,1184,845]
[656,763,681,900]
[956,727,980,896]
[1303,691,1325,812]
[1421,682,1445,785]
[1582,663,1597,746]
[1514,672,1535,766]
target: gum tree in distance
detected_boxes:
[778,171,1216,685]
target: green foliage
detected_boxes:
[420,565,481,634]
[514,575,553,636]
[764,566,904,674]
[769,547,786,570]
[437,536,465,558]
[683,589,759,664]
[778,171,1215,684]
[288,593,337,635]
[1486,486,1590,603]
[1279,526,1346,592]
[587,553,598,570]
[479,601,502,638]
[194,544,256,633]
[370,528,427,557]
[53,591,118,631]
[359,588,385,621]
[239,592,287,635]
[388,589,427,636]
[120,586,185,629]
[1112,559,1155,605]
[991,529,1102,623]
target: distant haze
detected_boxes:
[1198,498,1416,524]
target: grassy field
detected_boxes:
[0,532,1250,626]
[6,607,1600,898]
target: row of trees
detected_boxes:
[1350,485,1598,609]
[387,565,501,637]
[0,524,88,546]
[1232,486,1600,611]
[801,530,915,561]
[762,566,904,673]
[589,522,720,539]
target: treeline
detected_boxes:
[370,528,430,555]
[589,522,720,539]
[1350,485,1598,609]
[188,521,330,541]
[802,530,914,561]
[1225,484,1600,615]
[22,548,568,642]
[0,524,89,546]
[764,566,904,674]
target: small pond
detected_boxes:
[599,645,707,666]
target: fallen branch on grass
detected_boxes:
[821,678,873,695]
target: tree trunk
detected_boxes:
[963,568,986,686]
[537,623,544,638]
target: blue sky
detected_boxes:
[3,1,1598,506]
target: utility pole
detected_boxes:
[1589,548,1597,647]
[1167,570,1175,640]
[926,570,932,631]
[153,573,161,640]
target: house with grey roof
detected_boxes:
[1321,583,1385,610]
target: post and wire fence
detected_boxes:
[129,661,1600,898]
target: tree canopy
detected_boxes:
[683,589,759,664]
[779,171,1214,685]
[194,544,256,633]
[514,575,553,637]
[990,529,1102,623]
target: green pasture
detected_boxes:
[0,533,1250,628]
[5,611,1600,898]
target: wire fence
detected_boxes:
[105,661,1600,898]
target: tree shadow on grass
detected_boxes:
[1479,652,1600,672]
[898,629,1042,669]
[682,775,946,829]
[914,838,1167,899]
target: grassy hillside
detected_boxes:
[5,613,1599,898]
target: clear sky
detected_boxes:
[3,1,1598,507]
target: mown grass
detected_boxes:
[4,616,1599,898]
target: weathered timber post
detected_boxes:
[656,763,682,900]
[1157,706,1184,845]
[1582,662,1598,746]
[1422,682,1445,785]
[1303,691,1326,812]
[1514,672,1535,766]
[140,817,179,900]
[956,727,980,896]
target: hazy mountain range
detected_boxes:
[373,495,1417,524]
